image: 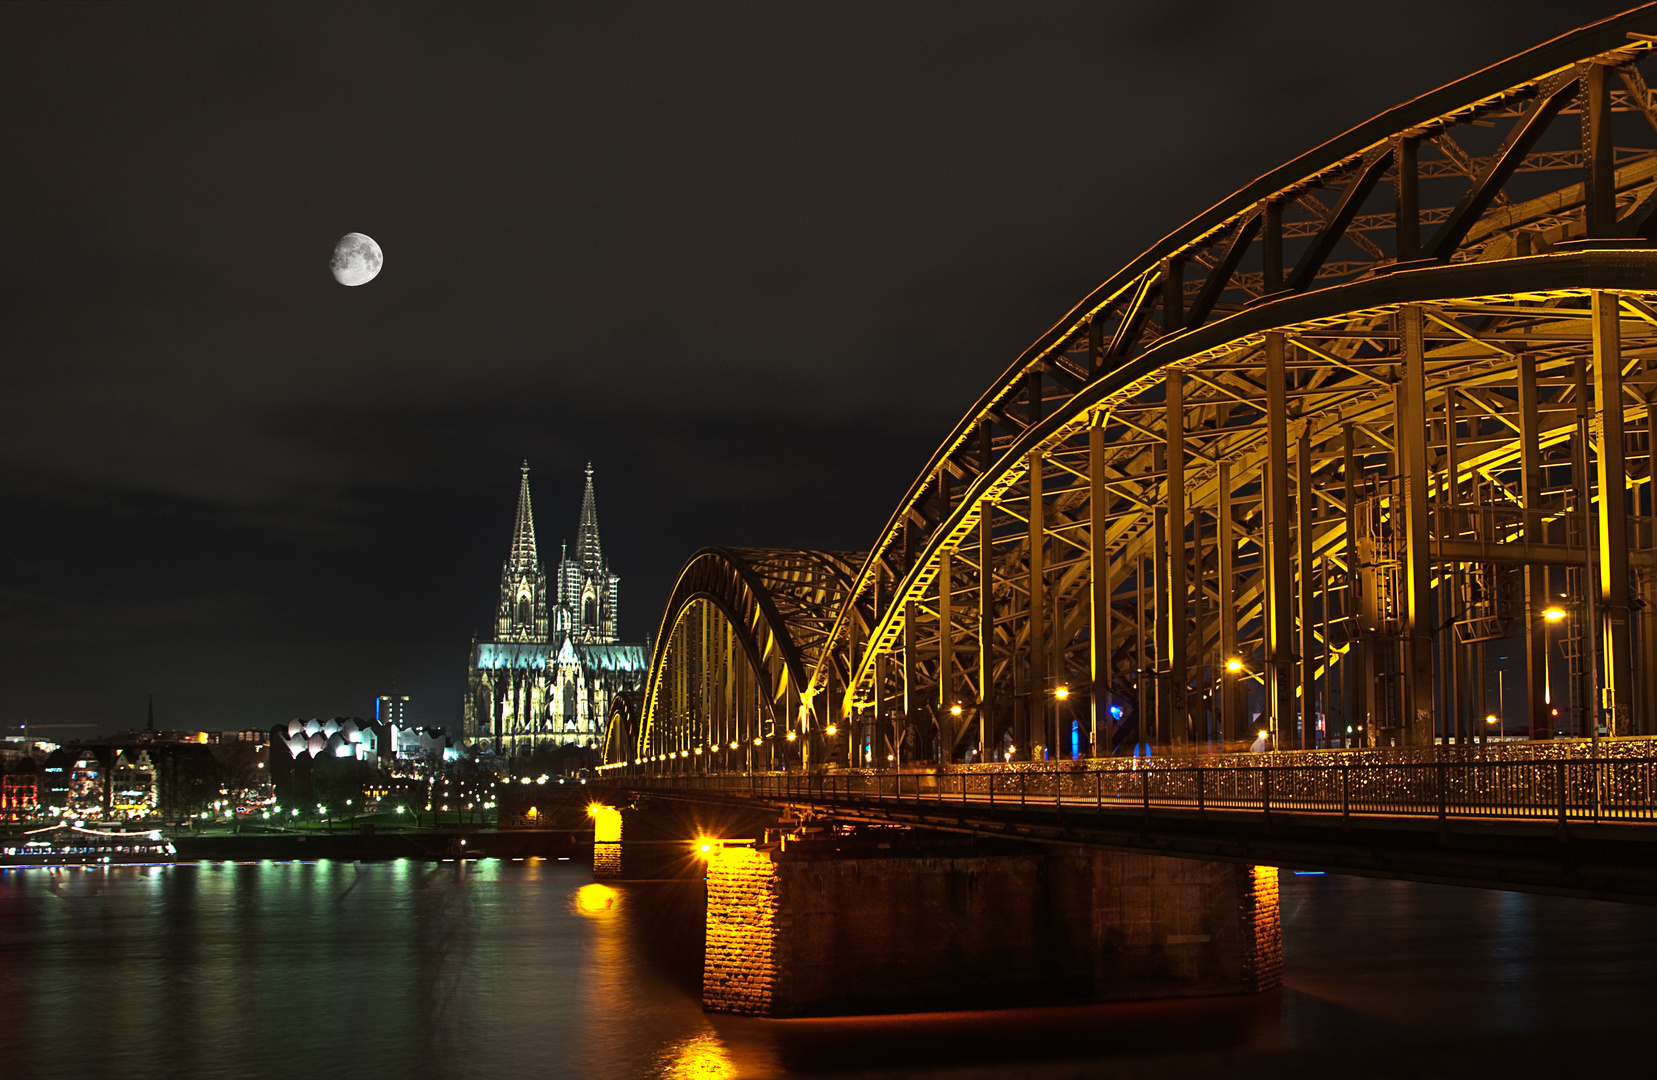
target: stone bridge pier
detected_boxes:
[701,835,1280,1017]
[589,800,1280,1016]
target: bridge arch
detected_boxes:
[602,548,860,767]
[614,7,1657,776]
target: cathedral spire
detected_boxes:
[576,462,602,571]
[508,460,539,573]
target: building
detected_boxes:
[375,695,409,728]
[464,463,647,758]
[109,750,157,818]
[1,768,39,821]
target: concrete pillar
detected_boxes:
[701,840,1282,1017]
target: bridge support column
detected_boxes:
[1592,291,1632,735]
[1399,305,1435,747]
[1028,450,1047,759]
[1162,372,1189,747]
[1090,423,1111,754]
[1519,353,1552,739]
[1218,460,1240,744]
[702,839,1280,1017]
[1297,428,1315,750]
[1264,332,1294,748]
[590,804,624,879]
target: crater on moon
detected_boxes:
[330,233,383,286]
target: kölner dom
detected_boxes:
[465,463,648,758]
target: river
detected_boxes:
[1,859,1653,1078]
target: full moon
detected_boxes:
[329,232,383,286]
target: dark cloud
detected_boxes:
[0,1,1629,732]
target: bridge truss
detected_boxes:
[610,7,1657,774]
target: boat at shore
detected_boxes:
[0,823,177,867]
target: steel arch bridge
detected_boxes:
[607,7,1657,776]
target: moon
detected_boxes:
[330,232,383,286]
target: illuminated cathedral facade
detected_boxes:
[464,463,648,757]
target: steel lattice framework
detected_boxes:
[608,7,1657,775]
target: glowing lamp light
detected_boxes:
[1486,715,1500,726]
[753,737,763,746]
[730,740,739,750]
[950,704,963,716]
[785,731,797,742]
[887,753,895,761]
[1054,686,1070,701]
[825,725,838,736]
[695,836,721,859]
[1226,658,1244,673]
[693,746,703,755]
[1543,607,1568,622]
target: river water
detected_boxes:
[1,859,1654,1079]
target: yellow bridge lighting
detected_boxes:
[1226,658,1245,673]
[1486,715,1500,725]
[693,746,703,754]
[1543,607,1568,622]
[825,724,838,737]
[1054,686,1070,701]
[729,740,739,749]
[949,703,963,716]
[753,737,763,746]
[785,731,798,742]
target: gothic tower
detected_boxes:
[559,463,621,643]
[496,461,549,642]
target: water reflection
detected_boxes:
[659,1033,736,1080]
[1,861,1654,1078]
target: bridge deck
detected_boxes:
[599,756,1657,904]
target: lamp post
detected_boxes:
[1542,605,1567,737]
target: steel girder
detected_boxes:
[611,6,1657,774]
[613,548,861,766]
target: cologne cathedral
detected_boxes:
[464,463,648,757]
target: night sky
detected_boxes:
[0,2,1631,737]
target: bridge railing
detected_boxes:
[609,757,1657,825]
